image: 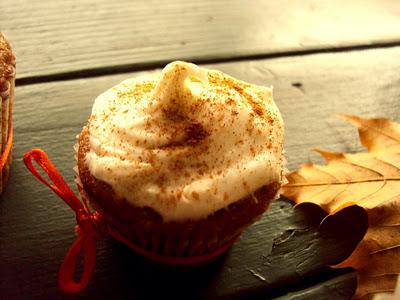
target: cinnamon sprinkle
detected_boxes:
[160,122,209,149]
[117,82,155,103]
[192,191,200,200]
[208,71,266,117]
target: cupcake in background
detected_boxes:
[0,33,15,193]
[77,61,285,258]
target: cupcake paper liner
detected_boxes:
[75,172,241,258]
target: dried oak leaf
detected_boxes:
[282,115,400,300]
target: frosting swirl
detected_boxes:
[85,61,284,221]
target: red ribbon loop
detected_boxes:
[23,149,103,293]
[23,148,82,212]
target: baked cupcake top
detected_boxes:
[85,61,284,221]
[0,33,16,101]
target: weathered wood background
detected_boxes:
[2,0,400,80]
[1,0,400,299]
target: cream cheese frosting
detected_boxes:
[85,61,284,222]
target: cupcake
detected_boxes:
[0,33,15,193]
[77,61,284,258]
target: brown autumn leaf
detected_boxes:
[282,115,400,300]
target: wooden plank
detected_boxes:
[1,46,400,299]
[2,0,400,80]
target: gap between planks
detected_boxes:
[16,40,400,86]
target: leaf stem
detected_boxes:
[285,177,400,187]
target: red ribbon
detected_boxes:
[23,148,237,293]
[0,120,13,172]
[23,149,103,293]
